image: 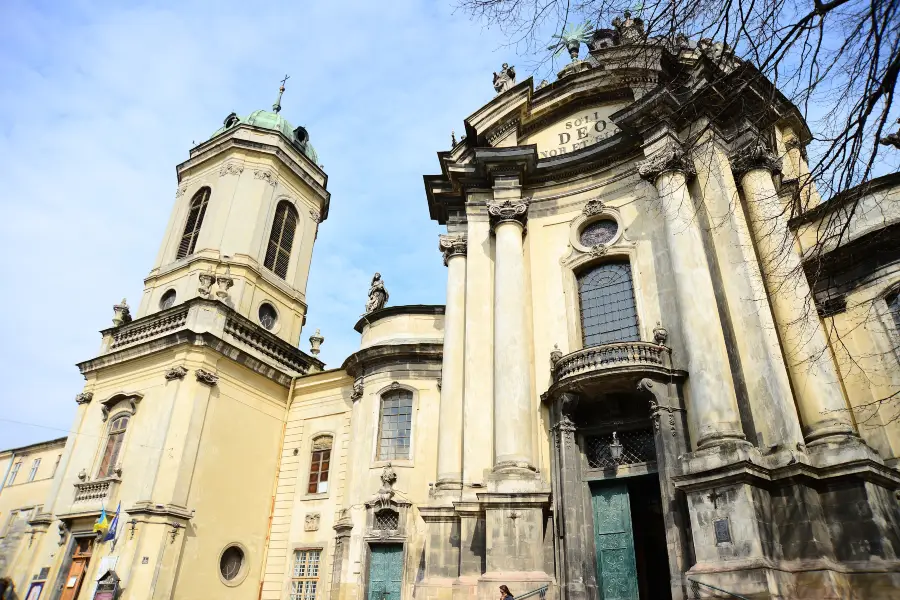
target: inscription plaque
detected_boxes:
[714,518,732,544]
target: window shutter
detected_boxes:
[264,201,299,280]
[177,188,211,259]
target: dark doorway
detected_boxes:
[628,475,671,600]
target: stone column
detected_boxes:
[692,136,805,450]
[436,234,468,492]
[487,186,534,473]
[735,144,854,443]
[638,143,746,448]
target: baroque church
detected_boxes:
[3,12,900,600]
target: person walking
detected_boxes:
[499,585,514,600]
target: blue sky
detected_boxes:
[0,0,528,448]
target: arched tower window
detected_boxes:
[377,389,413,460]
[307,435,332,494]
[577,260,640,347]
[176,187,211,259]
[264,201,298,279]
[99,414,129,478]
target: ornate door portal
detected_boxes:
[591,483,638,600]
[367,544,403,600]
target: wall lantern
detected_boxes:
[609,431,623,462]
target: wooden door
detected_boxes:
[59,538,92,600]
[367,544,403,600]
[591,483,639,600]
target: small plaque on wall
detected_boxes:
[714,518,731,544]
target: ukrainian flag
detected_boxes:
[93,507,110,534]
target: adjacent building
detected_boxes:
[3,14,900,600]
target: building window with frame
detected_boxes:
[307,436,332,494]
[577,260,640,347]
[98,415,130,478]
[290,549,321,600]
[27,458,41,482]
[887,290,900,334]
[264,201,299,279]
[52,454,62,477]
[7,461,22,486]
[377,389,413,461]
[176,187,211,259]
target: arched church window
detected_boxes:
[377,390,413,461]
[264,201,298,279]
[176,187,211,259]
[307,435,332,494]
[577,260,640,347]
[99,414,129,478]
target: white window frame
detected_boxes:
[7,461,22,486]
[290,548,322,600]
[28,458,41,482]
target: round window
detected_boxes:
[219,545,244,581]
[579,219,618,247]
[258,303,278,330]
[159,290,177,310]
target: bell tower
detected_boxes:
[135,78,329,346]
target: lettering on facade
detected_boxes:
[714,518,731,544]
[525,105,622,159]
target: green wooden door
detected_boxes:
[591,483,639,600]
[368,544,404,600]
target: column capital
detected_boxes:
[637,142,696,183]
[486,198,529,230]
[731,141,782,178]
[438,234,468,266]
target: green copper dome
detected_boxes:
[211,109,318,164]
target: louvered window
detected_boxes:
[99,415,129,478]
[264,201,298,279]
[577,260,640,347]
[176,188,211,259]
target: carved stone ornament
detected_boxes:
[112,299,132,328]
[612,10,646,45]
[305,513,321,532]
[350,377,364,401]
[653,322,669,346]
[57,521,68,546]
[551,414,577,449]
[218,162,244,177]
[492,63,516,95]
[195,369,219,386]
[731,141,783,177]
[175,185,188,198]
[638,379,683,437]
[77,469,87,481]
[438,234,468,266]
[253,169,277,187]
[374,463,398,508]
[198,272,215,297]
[486,198,529,229]
[582,198,605,217]
[588,244,609,258]
[215,274,234,301]
[164,366,188,380]
[637,142,696,183]
[550,344,563,371]
[309,209,322,224]
[75,392,94,405]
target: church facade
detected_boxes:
[3,14,900,600]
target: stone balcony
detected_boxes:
[58,477,121,518]
[548,340,680,396]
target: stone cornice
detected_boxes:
[341,342,444,379]
[353,305,445,334]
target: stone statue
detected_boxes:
[612,11,646,45]
[365,272,389,313]
[493,63,516,95]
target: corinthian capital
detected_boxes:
[486,198,529,229]
[731,141,782,177]
[637,142,695,183]
[438,234,468,266]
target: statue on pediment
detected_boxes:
[493,63,516,95]
[612,10,645,45]
[365,272,389,313]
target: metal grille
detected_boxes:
[579,219,618,247]
[177,187,210,259]
[374,509,400,531]
[291,549,321,600]
[265,201,299,279]
[577,261,640,346]
[377,390,413,460]
[586,429,656,469]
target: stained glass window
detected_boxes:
[577,261,640,346]
[579,219,618,247]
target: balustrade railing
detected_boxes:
[552,341,671,382]
[73,478,114,503]
[110,307,189,350]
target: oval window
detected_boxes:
[258,303,278,330]
[219,545,244,581]
[159,290,177,310]
[579,219,618,247]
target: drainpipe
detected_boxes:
[0,451,15,497]
[257,375,298,600]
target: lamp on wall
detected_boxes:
[609,431,623,463]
